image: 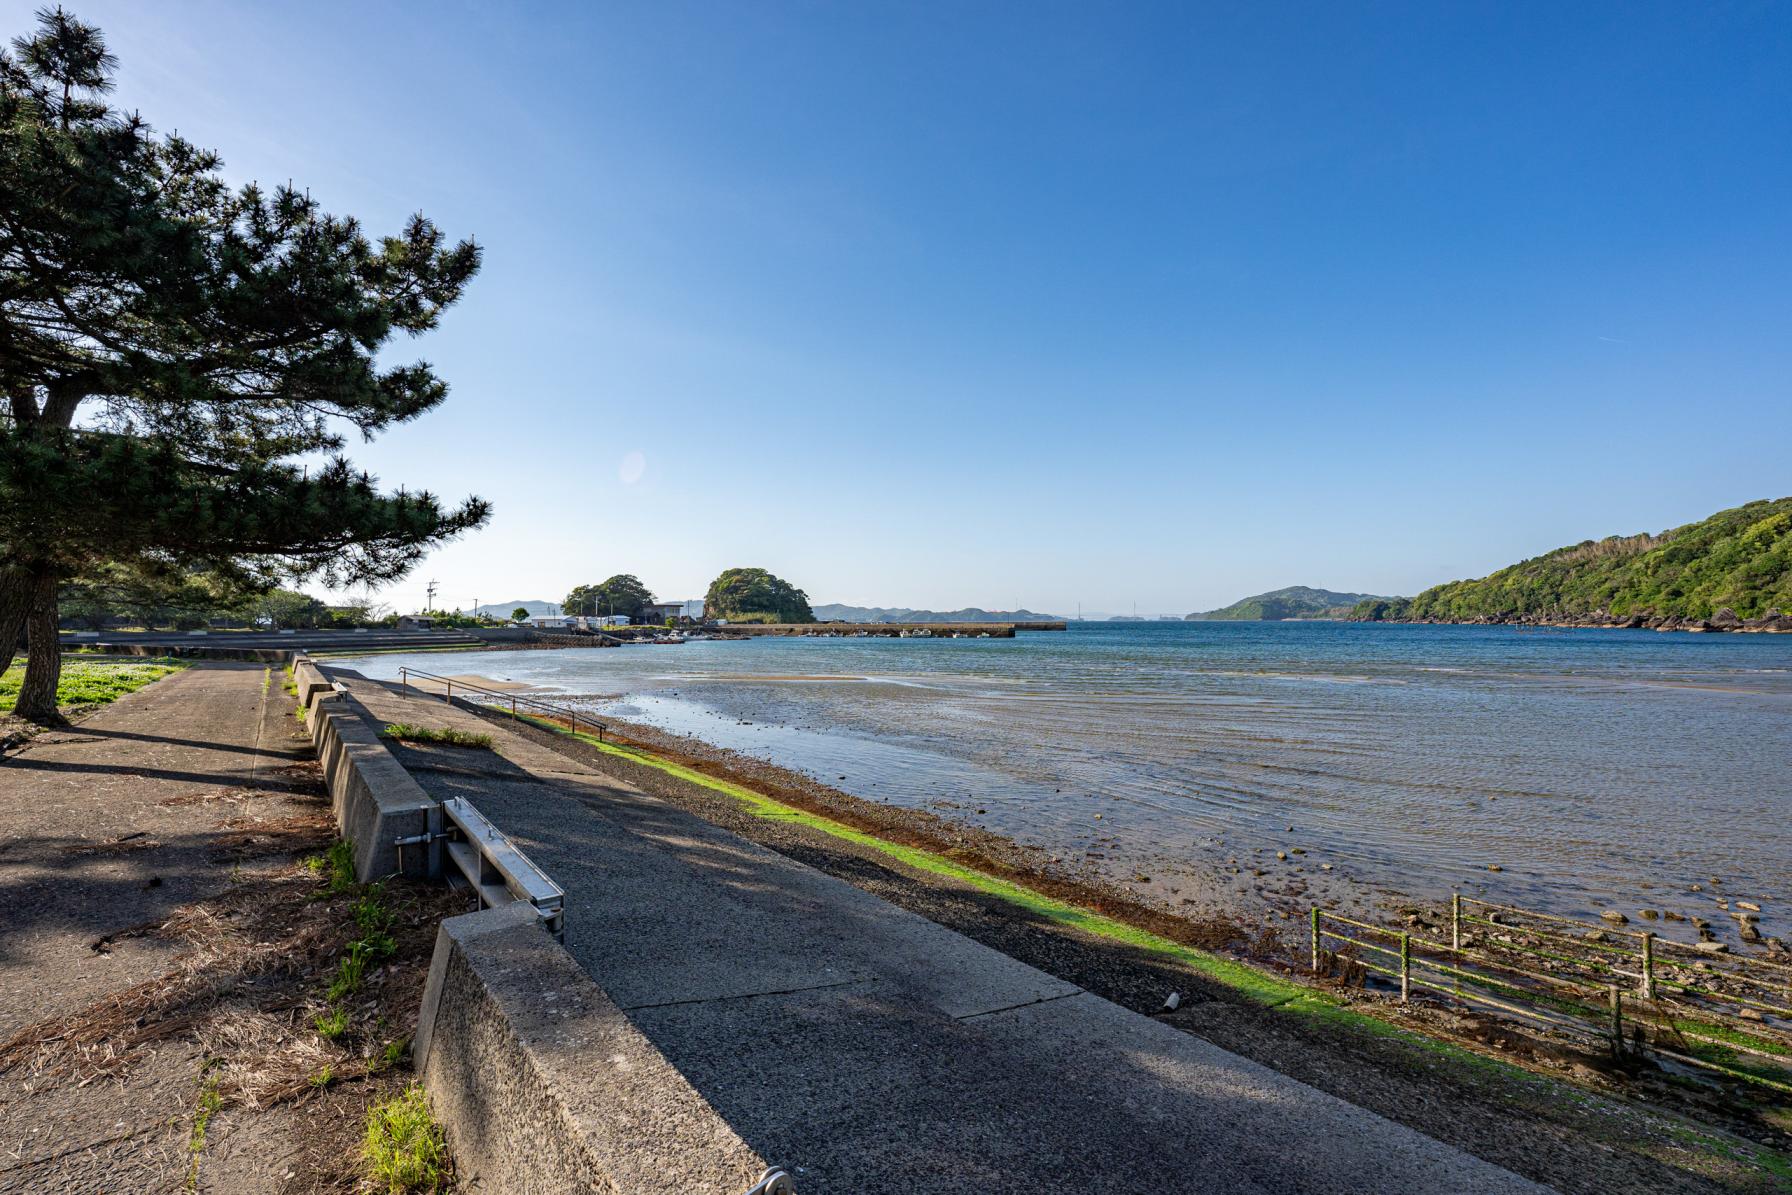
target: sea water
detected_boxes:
[337,622,1792,933]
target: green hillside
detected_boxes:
[1352,498,1792,626]
[1187,586,1394,621]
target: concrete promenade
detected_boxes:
[345,673,1550,1194]
[0,663,317,1192]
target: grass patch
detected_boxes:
[313,1006,349,1041]
[362,1084,451,1193]
[324,875,398,1002]
[380,723,493,750]
[185,1076,223,1190]
[306,840,358,897]
[0,655,184,715]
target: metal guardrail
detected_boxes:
[1311,898,1792,1093]
[397,666,607,740]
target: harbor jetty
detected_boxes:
[706,620,1068,639]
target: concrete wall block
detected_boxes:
[416,906,767,1195]
[291,657,336,709]
[306,691,435,883]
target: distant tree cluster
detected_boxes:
[1351,498,1792,623]
[704,567,813,624]
[56,566,390,630]
[563,575,655,621]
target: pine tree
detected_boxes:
[1,8,490,720]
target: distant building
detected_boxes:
[642,601,702,623]
[397,615,437,631]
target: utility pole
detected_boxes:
[424,579,438,612]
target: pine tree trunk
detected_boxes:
[13,575,64,724]
[0,563,42,678]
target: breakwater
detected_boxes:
[711,620,1066,638]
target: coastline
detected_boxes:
[450,700,1792,1189]
[555,709,1262,957]
[1354,611,1792,634]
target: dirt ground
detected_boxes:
[0,665,466,1193]
[477,706,1792,1195]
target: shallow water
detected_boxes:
[336,622,1792,936]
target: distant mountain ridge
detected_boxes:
[1349,497,1792,631]
[812,603,1060,624]
[473,599,560,618]
[1186,586,1395,621]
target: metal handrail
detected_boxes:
[397,666,607,740]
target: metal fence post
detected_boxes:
[444,679,452,704]
[1451,892,1462,953]
[1399,933,1411,1002]
[400,667,408,698]
[1640,932,1655,1000]
[510,695,517,720]
[1310,907,1320,974]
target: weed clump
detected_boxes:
[313,1006,349,1041]
[362,1084,451,1192]
[380,723,493,750]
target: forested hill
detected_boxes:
[1186,586,1393,621]
[1351,498,1792,630]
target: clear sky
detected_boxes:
[39,1,1792,616]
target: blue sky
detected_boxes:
[43,1,1791,615]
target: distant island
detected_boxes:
[1186,586,1396,622]
[1349,497,1792,633]
[812,604,1060,624]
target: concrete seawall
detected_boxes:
[294,657,435,883]
[414,903,770,1194]
[292,653,772,1189]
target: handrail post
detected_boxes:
[1451,892,1462,953]
[444,679,452,704]
[1608,986,1624,1058]
[400,667,408,698]
[1399,932,1411,1002]
[1310,907,1320,974]
[510,695,517,720]
[1640,932,1655,1000]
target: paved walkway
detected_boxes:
[346,673,1551,1194]
[0,662,315,1193]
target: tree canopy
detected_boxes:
[704,567,814,624]
[0,7,488,719]
[563,575,655,621]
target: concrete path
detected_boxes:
[348,674,1552,1195]
[0,662,316,1193]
